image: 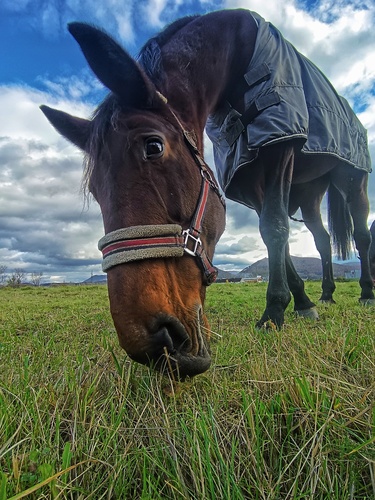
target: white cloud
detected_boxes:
[359,96,375,141]
[116,12,136,44]
[225,0,375,101]
[0,84,103,282]
[0,85,94,143]
[140,0,169,28]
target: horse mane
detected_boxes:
[82,15,200,196]
[137,15,200,84]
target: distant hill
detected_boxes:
[80,258,362,285]
[237,256,361,280]
[82,274,107,284]
[216,268,237,280]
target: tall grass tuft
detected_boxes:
[1,283,374,498]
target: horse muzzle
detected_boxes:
[117,312,211,379]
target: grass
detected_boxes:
[0,282,374,499]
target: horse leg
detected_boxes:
[284,244,318,318]
[331,167,374,304]
[370,221,375,281]
[256,145,295,328]
[347,174,375,304]
[290,175,335,303]
[307,220,335,303]
[301,206,335,303]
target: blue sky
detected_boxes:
[0,0,224,97]
[0,0,374,283]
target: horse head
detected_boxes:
[41,23,225,379]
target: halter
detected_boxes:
[98,96,225,286]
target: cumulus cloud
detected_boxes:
[0,85,94,141]
[226,0,375,104]
[0,85,103,282]
[216,235,260,255]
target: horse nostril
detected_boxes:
[152,318,192,355]
[152,326,174,353]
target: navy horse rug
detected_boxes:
[206,11,371,204]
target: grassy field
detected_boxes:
[0,281,374,499]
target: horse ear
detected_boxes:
[68,22,158,109]
[40,105,91,152]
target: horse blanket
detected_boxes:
[206,11,371,207]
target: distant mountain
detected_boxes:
[216,268,237,280]
[82,274,107,284]
[80,258,362,285]
[237,256,361,280]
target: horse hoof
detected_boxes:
[296,307,319,320]
[255,319,279,331]
[319,299,336,304]
[359,298,375,306]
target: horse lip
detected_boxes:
[150,312,211,378]
[154,351,212,380]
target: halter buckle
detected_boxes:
[182,229,201,256]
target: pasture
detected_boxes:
[0,282,374,499]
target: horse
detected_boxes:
[40,9,374,378]
[288,179,351,304]
[291,193,375,304]
[288,178,336,303]
[370,221,375,282]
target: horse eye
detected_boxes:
[144,138,164,159]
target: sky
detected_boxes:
[0,0,374,283]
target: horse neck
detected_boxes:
[158,10,257,149]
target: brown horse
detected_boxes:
[370,221,375,282]
[289,177,361,304]
[288,177,336,303]
[291,187,375,304]
[41,9,374,378]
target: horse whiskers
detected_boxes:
[181,305,223,339]
[200,324,222,339]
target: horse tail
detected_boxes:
[327,183,353,260]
